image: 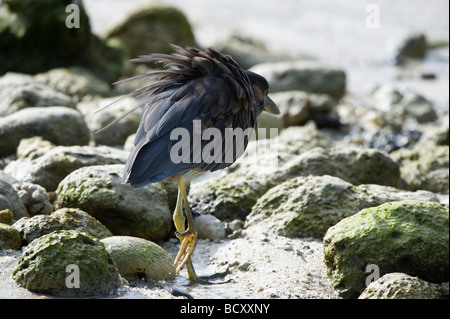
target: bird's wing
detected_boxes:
[123,74,253,187]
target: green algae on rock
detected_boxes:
[0,222,21,250]
[391,144,449,194]
[56,164,172,241]
[101,236,176,281]
[12,207,113,245]
[323,200,449,298]
[12,230,121,296]
[246,175,439,238]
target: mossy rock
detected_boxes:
[12,230,121,296]
[56,164,172,241]
[0,0,123,81]
[101,236,176,281]
[0,179,29,221]
[0,209,14,225]
[247,175,438,238]
[105,6,197,60]
[189,172,277,221]
[5,145,128,191]
[0,222,21,250]
[0,106,91,157]
[12,207,113,245]
[323,200,449,298]
[391,144,449,194]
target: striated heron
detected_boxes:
[101,45,279,282]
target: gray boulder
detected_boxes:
[396,33,427,59]
[229,124,332,176]
[250,60,346,99]
[323,200,449,298]
[273,146,404,189]
[213,35,297,69]
[34,67,111,101]
[77,95,142,146]
[391,144,449,194]
[13,182,53,216]
[194,214,226,240]
[5,145,128,191]
[56,164,172,241]
[0,106,90,156]
[189,172,276,221]
[0,179,28,221]
[0,72,75,116]
[269,90,337,127]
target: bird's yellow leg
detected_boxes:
[173,178,198,281]
[173,188,185,233]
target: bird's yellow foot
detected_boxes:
[174,231,197,274]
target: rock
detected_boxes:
[123,133,137,152]
[56,164,172,241]
[105,5,197,60]
[0,179,28,221]
[256,111,285,134]
[5,145,128,191]
[0,171,18,185]
[12,207,113,245]
[194,214,226,241]
[0,209,14,225]
[192,136,404,222]
[372,85,436,123]
[230,124,332,176]
[401,92,437,123]
[214,35,296,69]
[0,223,21,250]
[0,72,75,116]
[249,60,346,99]
[13,182,53,216]
[273,146,405,189]
[224,219,245,239]
[418,115,449,146]
[396,33,427,59]
[246,175,439,238]
[34,67,111,101]
[391,144,449,194]
[101,236,176,281]
[359,273,445,299]
[0,106,91,157]
[323,200,449,298]
[189,172,277,221]
[269,90,337,127]
[77,95,142,146]
[0,0,123,82]
[442,282,449,297]
[12,230,121,296]
[16,136,56,159]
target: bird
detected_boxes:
[101,45,279,282]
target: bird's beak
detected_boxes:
[263,96,280,115]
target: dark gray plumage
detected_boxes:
[107,45,279,281]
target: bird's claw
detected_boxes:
[174,231,197,274]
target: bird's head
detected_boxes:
[245,71,280,115]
